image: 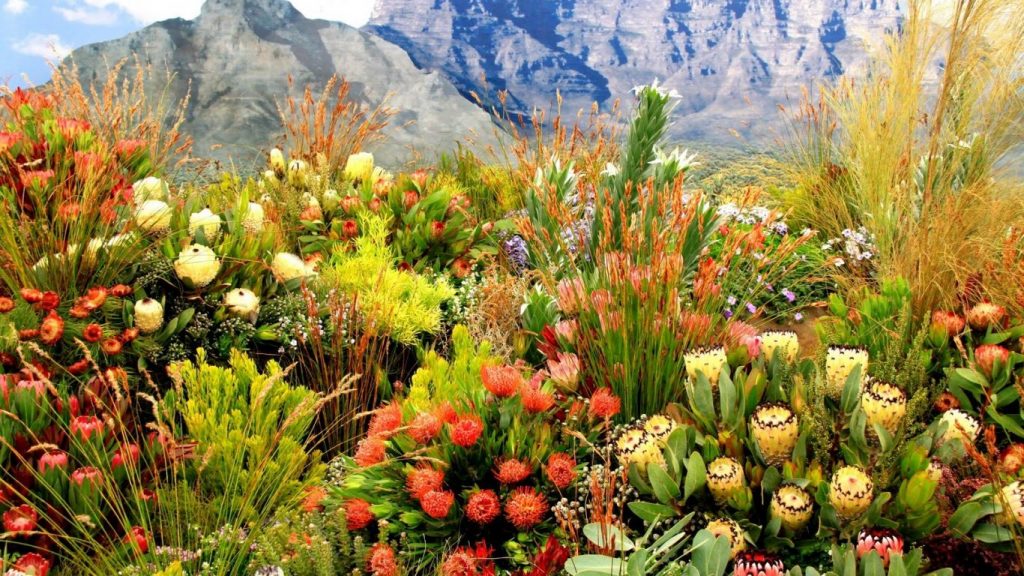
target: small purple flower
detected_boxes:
[726,295,737,306]
[782,289,796,303]
[765,283,774,292]
[794,312,804,322]
[724,309,734,319]
[745,302,757,314]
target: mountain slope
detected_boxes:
[65,0,500,167]
[368,0,902,144]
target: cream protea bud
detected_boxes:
[860,378,907,434]
[936,408,980,448]
[770,484,814,531]
[707,457,745,504]
[828,466,874,520]
[615,428,664,469]
[269,148,286,175]
[733,550,785,576]
[825,345,869,397]
[855,528,904,567]
[966,301,1006,331]
[684,346,728,386]
[344,152,375,183]
[132,176,168,205]
[188,208,222,243]
[759,330,800,363]
[322,188,341,211]
[223,288,260,323]
[287,159,308,187]
[135,200,172,233]
[642,414,677,441]
[272,252,313,282]
[174,245,221,288]
[133,298,164,334]
[242,202,265,233]
[750,402,799,466]
[705,518,745,558]
[999,481,1024,527]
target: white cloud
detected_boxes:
[3,0,28,14]
[55,5,120,25]
[291,0,374,26]
[11,33,73,60]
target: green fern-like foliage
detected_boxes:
[317,213,454,344]
[405,324,497,412]
[167,349,324,525]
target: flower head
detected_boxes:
[770,484,814,531]
[684,346,728,386]
[966,301,1006,331]
[449,415,484,447]
[825,345,869,397]
[975,344,1010,378]
[860,379,907,434]
[135,199,172,233]
[344,152,375,183]
[368,543,398,576]
[345,498,374,530]
[406,465,445,500]
[759,331,800,363]
[133,298,164,334]
[481,365,523,398]
[504,486,547,530]
[749,403,799,466]
[937,408,980,448]
[494,457,533,485]
[930,310,965,338]
[707,457,745,504]
[734,550,784,576]
[856,528,904,567]
[70,415,104,443]
[705,518,745,558]
[588,387,621,419]
[545,452,577,489]
[174,244,221,288]
[999,481,1024,527]
[3,504,38,534]
[223,288,260,323]
[519,380,555,413]
[242,202,265,233]
[408,411,442,444]
[38,310,64,346]
[367,403,403,439]
[546,353,580,393]
[188,208,222,243]
[465,489,501,525]
[420,489,455,519]
[11,552,50,576]
[828,466,874,520]
[354,435,387,466]
[271,252,314,282]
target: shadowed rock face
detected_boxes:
[369,0,902,145]
[65,0,500,168]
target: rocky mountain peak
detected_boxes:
[198,0,299,22]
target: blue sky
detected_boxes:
[1,0,375,87]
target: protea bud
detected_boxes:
[11,552,50,575]
[3,503,38,534]
[188,208,222,243]
[707,457,745,504]
[135,199,172,233]
[684,346,728,386]
[825,345,869,397]
[547,352,580,393]
[269,148,286,176]
[770,483,814,531]
[855,528,904,567]
[242,201,265,234]
[749,403,799,466]
[759,330,799,363]
[936,408,980,449]
[125,525,149,554]
[132,176,168,204]
[705,518,745,558]
[860,378,907,434]
[272,252,313,283]
[966,301,1006,331]
[133,298,164,334]
[37,450,69,496]
[930,310,965,340]
[733,550,784,576]
[69,466,104,521]
[642,414,677,441]
[999,481,1024,527]
[223,288,260,323]
[70,415,104,444]
[828,466,874,520]
[174,244,221,288]
[974,344,1010,379]
[343,152,375,183]
[287,159,308,187]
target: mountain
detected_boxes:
[368,0,902,145]
[64,0,500,168]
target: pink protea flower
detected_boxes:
[856,528,904,567]
[975,344,1010,378]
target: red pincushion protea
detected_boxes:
[0,296,14,313]
[520,379,555,413]
[504,487,548,530]
[368,543,399,576]
[465,489,501,525]
[354,435,387,466]
[82,323,104,343]
[406,466,445,500]
[588,387,621,419]
[12,552,51,576]
[481,365,523,398]
[420,489,455,519]
[975,344,1011,378]
[302,486,328,512]
[367,403,403,439]
[345,498,374,530]
[3,504,38,534]
[494,458,533,485]
[545,453,577,489]
[733,550,784,576]
[449,415,483,447]
[856,528,904,567]
[408,411,442,444]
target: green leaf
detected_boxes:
[682,452,706,503]
[690,530,731,576]
[583,523,635,552]
[719,373,736,425]
[840,364,862,415]
[627,501,677,524]
[648,463,681,504]
[947,501,989,537]
[564,555,624,576]
[971,522,1017,544]
[627,549,647,576]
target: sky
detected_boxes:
[1,0,376,87]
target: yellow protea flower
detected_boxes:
[999,481,1024,527]
[344,152,375,183]
[829,466,874,520]
[760,330,800,363]
[705,518,745,558]
[269,148,286,176]
[770,483,814,531]
[135,199,172,234]
[188,208,222,243]
[272,252,313,282]
[174,245,220,288]
[750,402,799,466]
[861,378,907,434]
[133,298,164,334]
[936,408,981,448]
[684,346,728,386]
[643,414,677,441]
[242,202,265,234]
[707,457,745,504]
[825,345,869,397]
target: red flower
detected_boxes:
[367,403,403,439]
[69,305,92,319]
[20,170,54,189]
[406,466,445,500]
[0,131,24,152]
[408,411,442,444]
[301,486,328,512]
[345,498,374,531]
[420,489,455,519]
[449,415,483,447]
[975,344,1011,378]
[856,528,904,567]
[18,328,39,341]
[120,327,140,343]
[403,190,420,210]
[588,388,621,419]
[545,453,577,489]
[734,550,785,576]
[431,220,446,240]
[342,219,360,238]
[101,337,123,355]
[504,487,547,530]
[83,323,104,343]
[115,139,145,158]
[368,197,383,213]
[124,526,149,554]
[3,504,38,533]
[519,380,555,413]
[38,291,59,311]
[966,301,1006,331]
[12,552,51,576]
[340,195,362,214]
[354,435,387,466]
[435,401,458,424]
[37,450,68,473]
[110,284,133,298]
[67,359,91,375]
[38,310,65,345]
[368,543,399,576]
[494,458,533,485]
[930,310,965,338]
[465,489,501,525]
[20,288,43,303]
[79,287,108,310]
[481,365,523,398]
[451,258,472,278]
[441,549,477,576]
[0,296,14,313]
[70,415,104,442]
[112,443,141,470]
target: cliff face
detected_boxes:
[65,0,500,167]
[369,0,901,143]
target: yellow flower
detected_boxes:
[322,188,341,211]
[287,159,308,188]
[937,409,980,448]
[174,245,220,288]
[999,481,1024,527]
[344,152,375,183]
[134,298,164,334]
[643,414,677,441]
[684,346,728,386]
[825,345,869,398]
[135,200,172,234]
[269,148,286,175]
[223,288,260,323]
[771,484,814,531]
[132,176,168,205]
[760,330,800,363]
[829,466,874,520]
[373,165,392,185]
[272,252,313,282]
[705,518,745,558]
[242,202,265,233]
[861,379,907,434]
[750,403,799,466]
[707,457,745,504]
[188,208,222,243]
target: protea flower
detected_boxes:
[705,518,745,558]
[69,466,104,518]
[287,159,308,187]
[966,301,1006,331]
[271,252,313,282]
[224,288,260,323]
[684,346,728,386]
[860,379,907,434]
[707,457,745,503]
[174,244,221,288]
[750,403,799,466]
[132,176,168,204]
[856,528,904,567]
[825,345,869,397]
[733,550,784,576]
[642,414,677,440]
[759,330,800,363]
[38,310,64,346]
[936,408,981,448]
[998,444,1024,475]
[999,481,1024,527]
[241,201,265,233]
[556,278,585,316]
[269,148,286,176]
[188,208,222,243]
[133,298,164,334]
[770,484,814,531]
[828,466,874,520]
[343,152,375,183]
[930,310,965,339]
[974,344,1010,379]
[3,504,38,534]
[11,552,51,576]
[70,415,104,443]
[547,353,580,392]
[135,199,172,233]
